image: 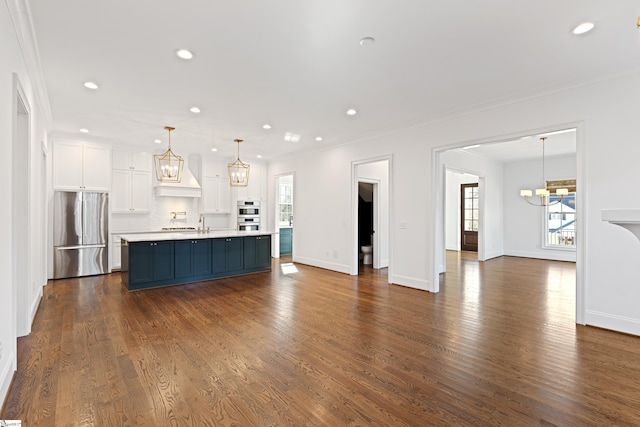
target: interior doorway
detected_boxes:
[352,157,391,275]
[274,173,294,258]
[432,125,584,324]
[13,76,31,337]
[358,182,375,266]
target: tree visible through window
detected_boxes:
[545,189,576,248]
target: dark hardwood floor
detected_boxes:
[3,252,640,426]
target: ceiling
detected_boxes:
[28,1,640,161]
[455,129,577,163]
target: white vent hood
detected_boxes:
[154,157,202,198]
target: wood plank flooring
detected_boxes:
[3,252,640,426]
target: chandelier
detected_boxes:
[154,126,184,183]
[228,139,250,187]
[520,137,568,206]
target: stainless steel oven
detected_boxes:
[238,200,260,218]
[238,200,260,230]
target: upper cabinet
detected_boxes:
[112,150,151,172]
[53,141,111,191]
[202,177,231,214]
[112,150,152,213]
[236,163,266,201]
[201,159,231,214]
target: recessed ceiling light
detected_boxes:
[262,124,272,130]
[359,36,375,46]
[176,49,194,60]
[83,81,99,90]
[211,148,218,152]
[315,136,323,142]
[572,22,595,35]
[79,128,89,133]
[154,139,162,144]
[346,109,357,116]
[284,132,301,142]
[257,154,263,158]
[190,107,201,113]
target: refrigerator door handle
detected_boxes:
[55,244,106,250]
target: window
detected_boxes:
[545,180,576,248]
[279,183,293,225]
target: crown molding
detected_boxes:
[5,0,52,124]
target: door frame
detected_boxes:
[431,121,585,324]
[273,172,295,259]
[350,155,392,276]
[12,74,33,337]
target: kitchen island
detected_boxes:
[119,230,274,290]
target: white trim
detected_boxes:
[0,351,16,404]
[292,256,351,275]
[389,274,431,292]
[586,310,640,336]
[5,0,52,123]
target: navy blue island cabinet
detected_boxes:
[121,234,272,290]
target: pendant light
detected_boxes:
[154,126,184,183]
[520,137,569,206]
[228,139,250,187]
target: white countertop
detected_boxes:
[117,230,276,243]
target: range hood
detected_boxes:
[154,158,202,198]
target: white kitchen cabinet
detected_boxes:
[113,150,152,172]
[202,159,227,178]
[53,141,111,190]
[202,177,231,213]
[111,150,152,213]
[236,163,266,201]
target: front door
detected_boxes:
[461,183,478,252]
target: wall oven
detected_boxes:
[238,200,260,231]
[238,200,260,218]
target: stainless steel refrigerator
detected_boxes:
[53,191,109,279]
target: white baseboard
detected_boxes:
[503,249,576,262]
[29,287,42,325]
[0,351,16,407]
[389,273,431,292]
[292,256,351,275]
[586,310,640,336]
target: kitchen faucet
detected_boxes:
[199,214,208,233]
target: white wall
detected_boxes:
[267,69,640,336]
[1,0,50,403]
[504,154,576,261]
[445,171,478,251]
[357,160,389,268]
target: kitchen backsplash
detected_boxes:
[111,196,234,232]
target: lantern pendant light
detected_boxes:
[520,137,568,206]
[228,139,250,187]
[154,126,184,183]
